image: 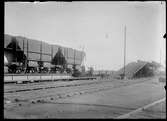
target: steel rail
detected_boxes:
[116,98,166,119]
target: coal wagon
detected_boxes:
[4,34,85,74]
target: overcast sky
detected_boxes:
[5,1,166,70]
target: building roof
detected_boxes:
[114,60,148,78]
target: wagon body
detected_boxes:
[4,34,85,67]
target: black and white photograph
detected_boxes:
[4,1,166,119]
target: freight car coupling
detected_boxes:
[4,74,97,84]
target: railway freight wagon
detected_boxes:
[4,34,85,74]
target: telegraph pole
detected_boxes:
[26,38,29,73]
[51,45,53,61]
[160,49,161,65]
[40,40,42,62]
[123,25,126,79]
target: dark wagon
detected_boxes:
[4,34,85,74]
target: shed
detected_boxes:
[114,60,157,79]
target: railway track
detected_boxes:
[4,77,165,119]
[4,77,153,94]
[4,79,108,93]
[38,77,154,102]
[4,77,153,105]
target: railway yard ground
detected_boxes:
[4,76,166,119]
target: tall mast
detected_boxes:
[40,40,42,62]
[123,25,126,79]
[160,49,161,65]
[26,38,29,72]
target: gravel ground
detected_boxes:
[128,100,166,119]
[4,77,166,119]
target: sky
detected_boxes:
[5,1,166,71]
